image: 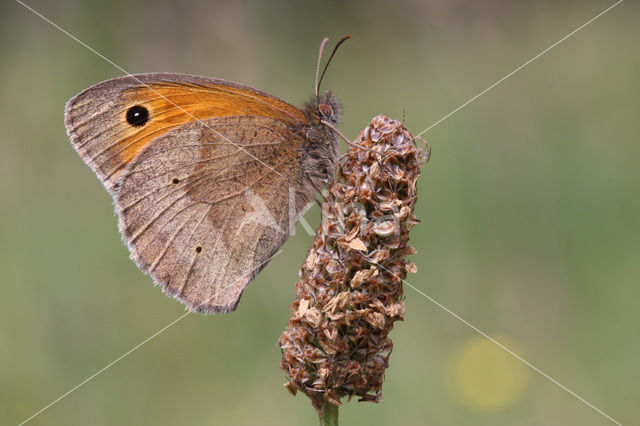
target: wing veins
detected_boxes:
[147,204,203,273]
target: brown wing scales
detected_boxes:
[116,116,304,313]
[65,73,306,192]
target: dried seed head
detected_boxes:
[279,115,428,412]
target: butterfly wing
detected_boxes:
[65,73,306,192]
[65,74,311,313]
[118,116,303,313]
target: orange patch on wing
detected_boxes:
[117,82,306,166]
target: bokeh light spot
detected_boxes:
[445,335,531,411]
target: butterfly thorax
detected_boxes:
[298,91,342,198]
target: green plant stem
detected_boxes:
[319,401,338,426]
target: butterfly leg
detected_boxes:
[321,120,374,153]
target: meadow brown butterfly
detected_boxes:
[65,37,349,313]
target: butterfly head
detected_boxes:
[305,91,341,127]
[316,91,341,125]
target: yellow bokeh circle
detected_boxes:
[445,335,530,411]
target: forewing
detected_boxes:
[116,116,304,313]
[64,73,306,192]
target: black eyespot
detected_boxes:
[126,105,149,127]
[195,246,202,253]
[172,178,180,184]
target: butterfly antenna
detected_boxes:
[316,36,350,97]
[315,37,330,99]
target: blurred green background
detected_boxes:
[1,0,638,425]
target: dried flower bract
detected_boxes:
[279,115,428,411]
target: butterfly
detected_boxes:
[64,37,349,313]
